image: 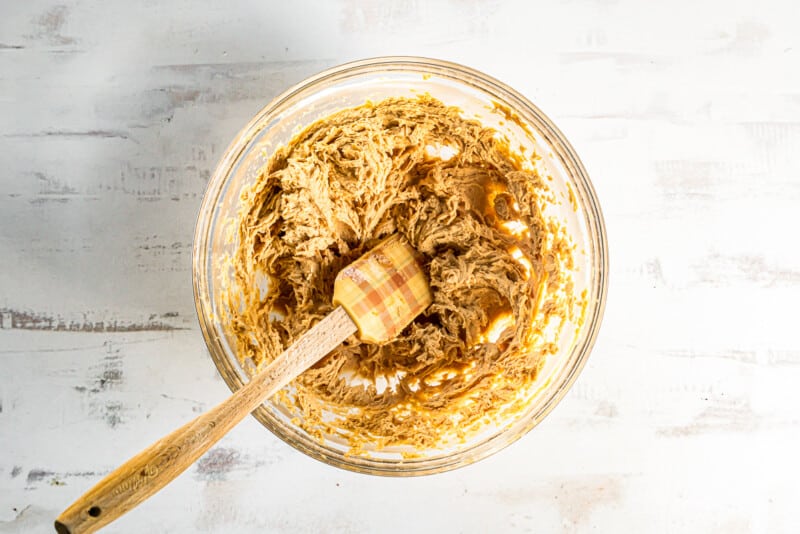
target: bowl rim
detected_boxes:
[192,55,609,476]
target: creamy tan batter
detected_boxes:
[223,95,576,451]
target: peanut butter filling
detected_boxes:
[222,95,577,452]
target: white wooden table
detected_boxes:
[2,1,799,532]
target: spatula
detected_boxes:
[55,234,432,534]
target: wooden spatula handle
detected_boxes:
[55,306,357,534]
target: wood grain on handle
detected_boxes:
[55,306,357,534]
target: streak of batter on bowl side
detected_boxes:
[221,95,580,455]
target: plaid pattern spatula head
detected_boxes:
[334,234,432,344]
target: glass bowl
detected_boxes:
[192,57,608,476]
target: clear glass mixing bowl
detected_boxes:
[193,57,608,475]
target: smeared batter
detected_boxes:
[222,95,576,451]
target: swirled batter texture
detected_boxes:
[223,95,576,452]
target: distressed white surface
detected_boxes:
[2,0,800,532]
